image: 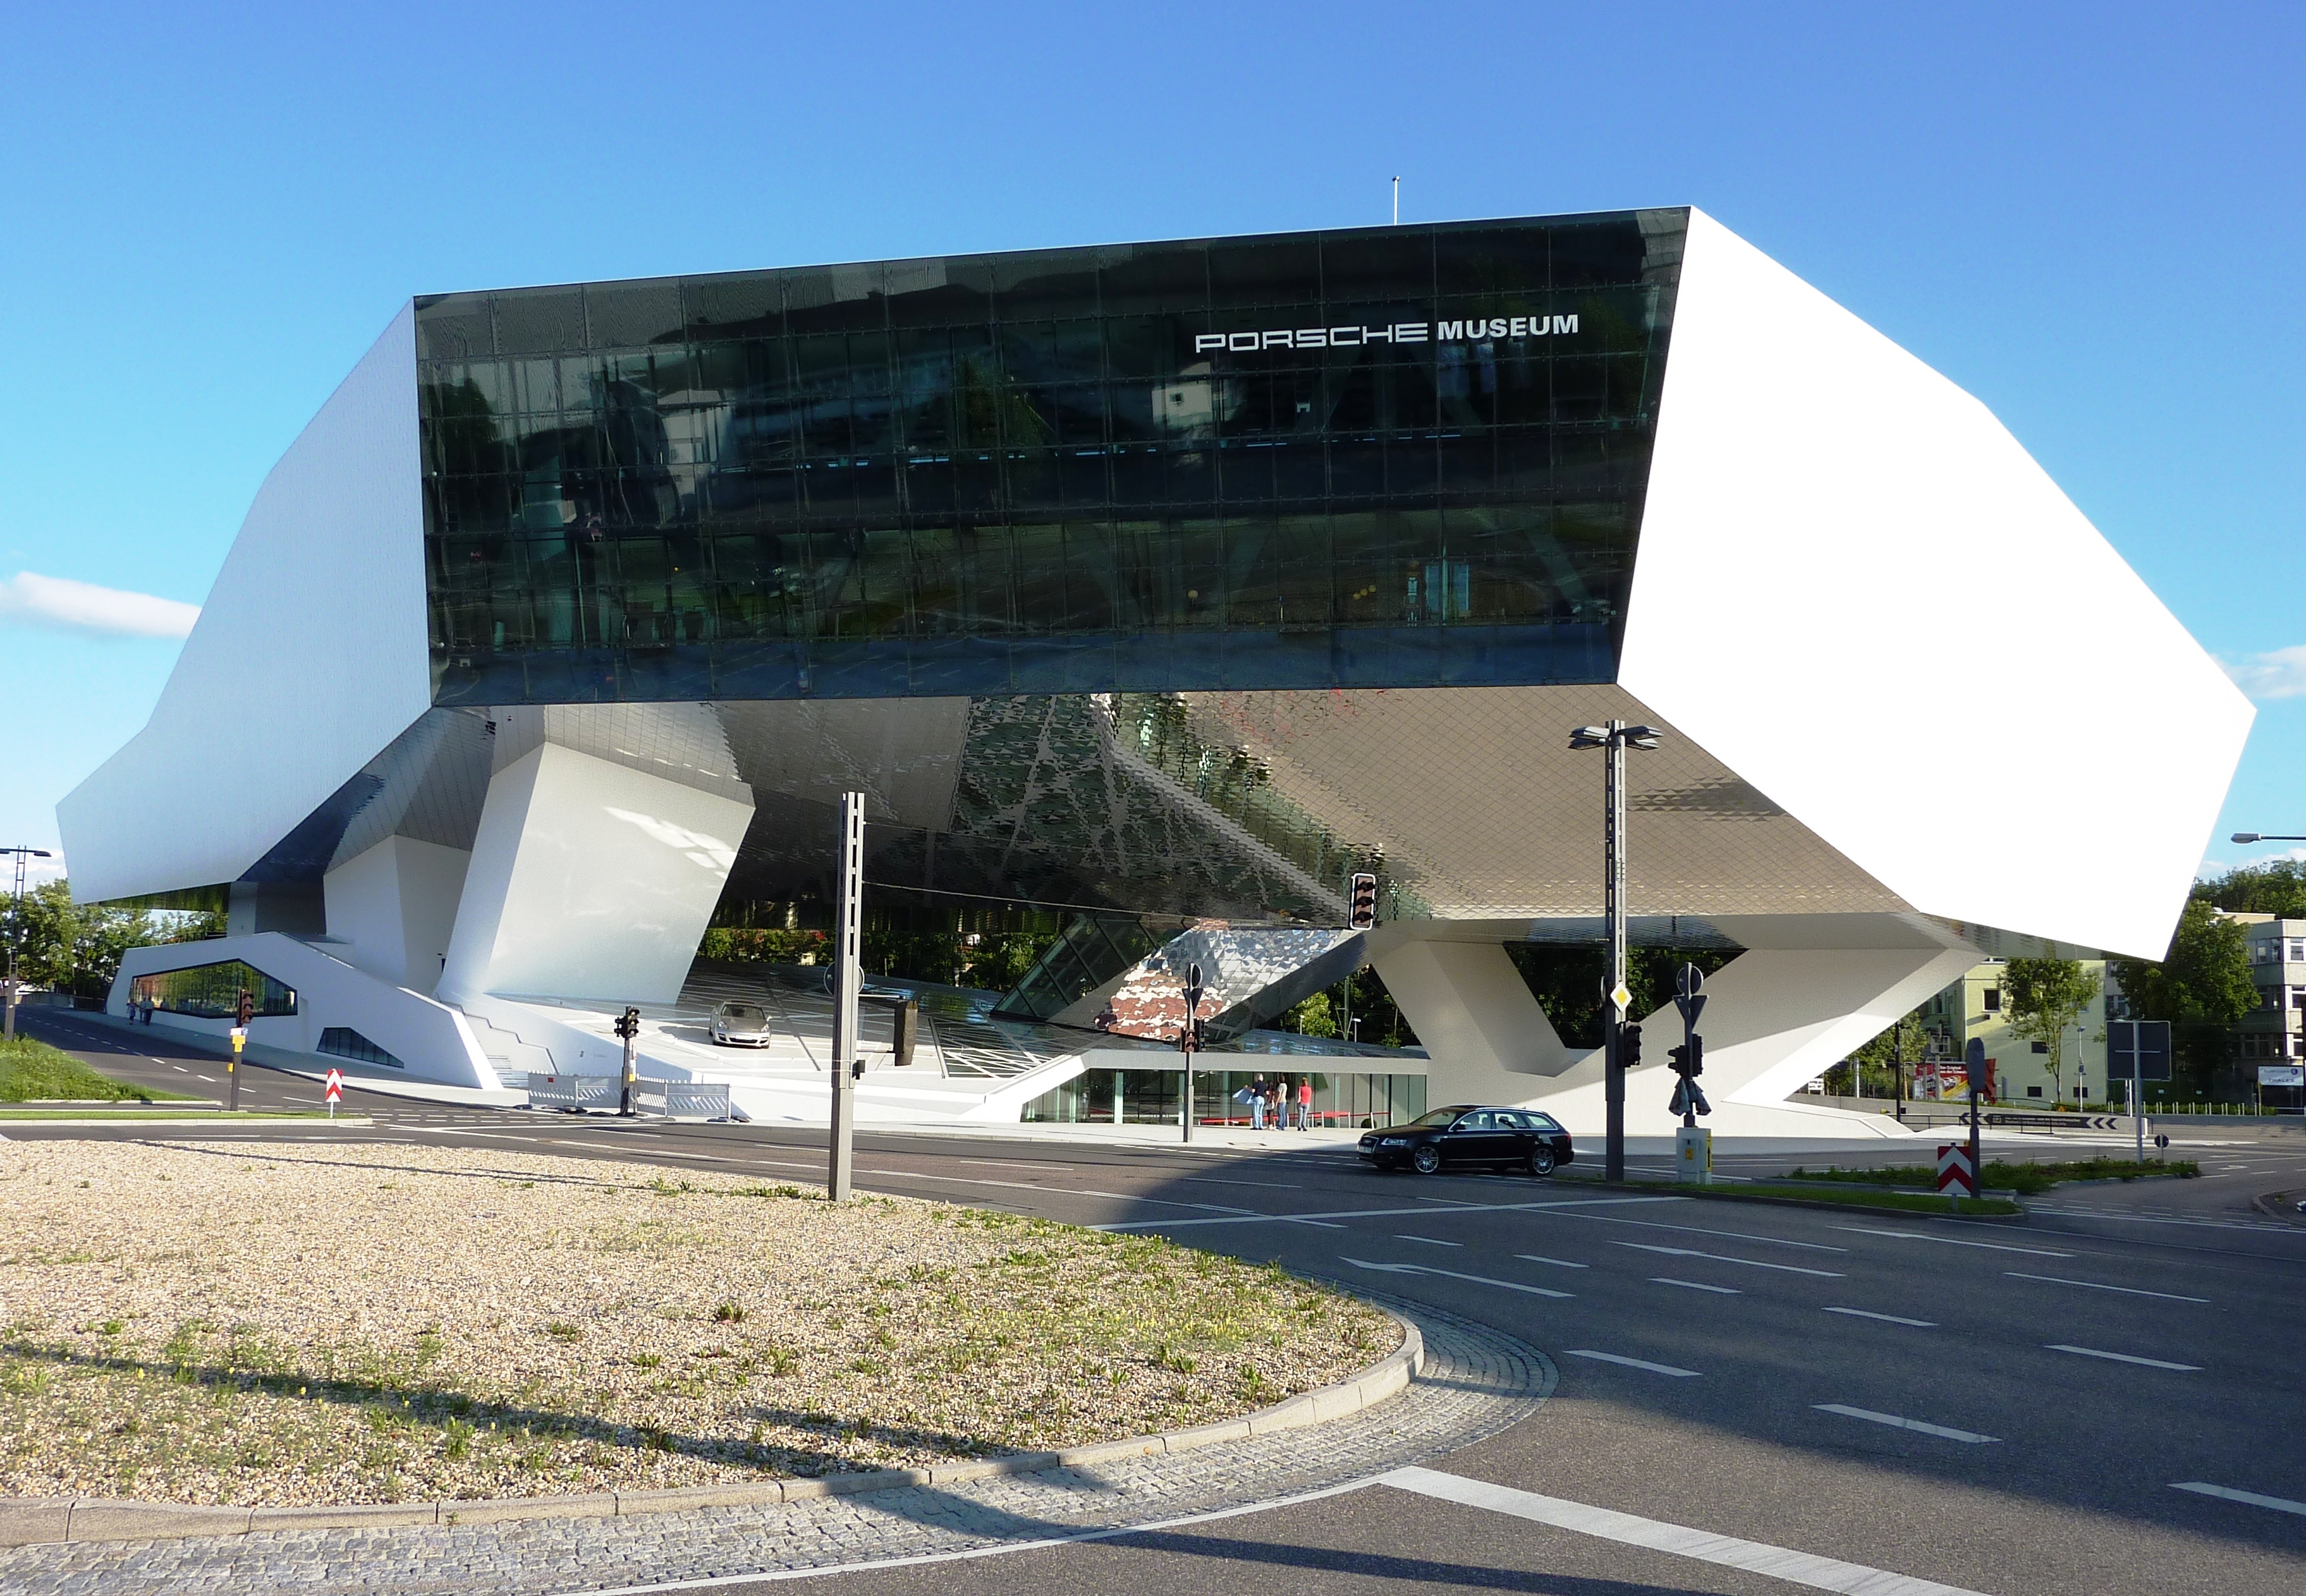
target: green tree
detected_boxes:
[4,880,171,999]
[2109,899,2257,1085]
[1845,1011,1933,1098]
[2198,858,2306,918]
[1503,944,1739,1049]
[2001,958,2102,1103]
[1286,990,1338,1038]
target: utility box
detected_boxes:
[1675,1126,1712,1185]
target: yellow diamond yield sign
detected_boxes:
[1609,984,1633,1012]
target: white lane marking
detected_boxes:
[1549,1212,1847,1252]
[2171,1481,2306,1518]
[1823,1307,1937,1327]
[2045,1343,2200,1371]
[1814,1404,1999,1444]
[2029,1207,2291,1233]
[1095,1195,1678,1231]
[2004,1271,2209,1303]
[1514,1253,1590,1269]
[1837,1226,2072,1258]
[1652,1277,1740,1294]
[171,1065,190,1073]
[1339,1255,1574,1298]
[1394,1234,1462,1248]
[1608,1241,1844,1278]
[1378,1466,1988,1595]
[1563,1349,1700,1377]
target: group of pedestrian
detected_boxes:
[1236,1073,1316,1131]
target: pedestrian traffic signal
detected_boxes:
[1348,872,1378,931]
[1620,1022,1642,1070]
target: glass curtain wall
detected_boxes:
[128,961,297,1020]
[417,212,1683,706]
[1020,1066,1427,1128]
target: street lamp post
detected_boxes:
[1570,721,1662,1183]
[2,847,55,1043]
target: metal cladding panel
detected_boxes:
[1622,210,2250,959]
[57,305,430,902]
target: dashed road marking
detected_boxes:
[1563,1349,1700,1377]
[2004,1271,2209,1303]
[1814,1404,1999,1444]
[1822,1307,1937,1327]
[1339,1256,1574,1298]
[2171,1481,2306,1517]
[2045,1343,2200,1371]
[1514,1253,1589,1269]
[1836,1227,2072,1257]
[1652,1277,1740,1294]
[1394,1234,1462,1248]
[1609,1241,1843,1277]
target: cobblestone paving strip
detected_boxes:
[0,1296,1549,1596]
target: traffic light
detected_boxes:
[1620,1022,1642,1070]
[1667,1037,1704,1078]
[614,1007,640,1041]
[236,988,254,1028]
[1348,872,1378,931]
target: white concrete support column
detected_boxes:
[1521,941,1980,1140]
[1367,935,1571,1107]
[437,743,754,1007]
[323,835,471,989]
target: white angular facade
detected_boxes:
[60,209,2250,1135]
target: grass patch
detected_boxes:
[0,1037,198,1104]
[1784,1157,2199,1197]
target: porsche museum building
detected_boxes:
[58,207,2250,1138]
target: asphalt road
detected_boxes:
[11,1008,2306,1595]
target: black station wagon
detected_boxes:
[1357,1105,1575,1177]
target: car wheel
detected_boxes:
[1410,1145,1443,1175]
[1528,1145,1557,1178]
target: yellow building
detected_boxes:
[1915,959,2109,1104]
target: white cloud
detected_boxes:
[2223,644,2306,700]
[0,571,200,640]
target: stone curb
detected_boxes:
[0,1316,1421,1548]
[2248,1188,2305,1224]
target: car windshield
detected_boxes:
[718,1004,767,1024]
[1406,1108,1465,1129]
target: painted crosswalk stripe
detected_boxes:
[1652,1277,1740,1294]
[1380,1466,1989,1595]
[2171,1482,2306,1517]
[2045,1344,2200,1371]
[1564,1349,1700,1377]
[1814,1404,1999,1444]
[2005,1272,2208,1303]
[1822,1307,1937,1327]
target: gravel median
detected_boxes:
[0,1139,1395,1507]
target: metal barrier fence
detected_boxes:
[527,1075,622,1112]
[525,1074,733,1119]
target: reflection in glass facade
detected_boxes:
[418,212,1685,706]
[128,961,297,1020]
[1020,1066,1426,1128]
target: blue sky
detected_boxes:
[2,1,2300,889]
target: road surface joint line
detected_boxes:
[1812,1405,2000,1445]
[2170,1482,2306,1517]
[1379,1464,1992,1595]
[2044,1343,2201,1370]
[0,1293,1554,1596]
[1563,1348,1701,1377]
[2003,1271,2209,1303]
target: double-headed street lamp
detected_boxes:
[1570,721,1662,1183]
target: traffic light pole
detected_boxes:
[827,792,865,1201]
[1180,960,1204,1144]
[1604,720,1628,1183]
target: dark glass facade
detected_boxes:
[417,211,1685,705]
[128,961,298,1020]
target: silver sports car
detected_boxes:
[710,1001,774,1047]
